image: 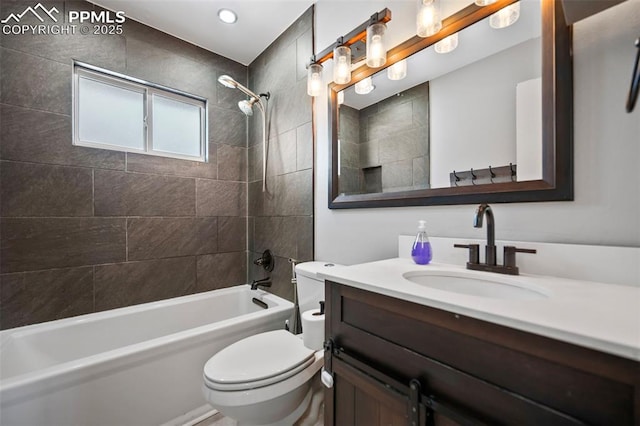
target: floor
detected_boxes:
[193,412,237,426]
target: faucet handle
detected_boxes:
[454,244,480,264]
[503,246,537,269]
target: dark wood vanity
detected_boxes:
[324,282,640,425]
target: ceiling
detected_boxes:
[90,0,315,65]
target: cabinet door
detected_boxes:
[329,357,410,426]
[327,356,480,426]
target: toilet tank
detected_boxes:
[295,262,341,314]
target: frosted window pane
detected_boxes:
[78,77,144,150]
[152,95,202,157]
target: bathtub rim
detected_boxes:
[0,286,293,402]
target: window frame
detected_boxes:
[72,61,209,162]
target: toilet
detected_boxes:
[202,261,338,426]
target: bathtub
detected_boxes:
[0,286,293,426]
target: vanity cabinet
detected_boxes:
[324,282,639,425]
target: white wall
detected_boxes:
[314,0,640,265]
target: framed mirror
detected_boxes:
[328,0,572,208]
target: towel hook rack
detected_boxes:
[626,37,640,113]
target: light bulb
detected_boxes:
[434,33,458,54]
[490,2,520,29]
[366,23,387,68]
[475,0,497,5]
[387,59,408,80]
[333,46,351,84]
[307,63,323,97]
[355,77,375,95]
[416,0,442,38]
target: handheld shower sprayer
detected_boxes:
[217,75,270,192]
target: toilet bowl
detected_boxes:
[201,261,339,426]
[202,330,323,425]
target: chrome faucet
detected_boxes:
[473,203,496,266]
[455,204,536,275]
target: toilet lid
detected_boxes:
[204,330,315,390]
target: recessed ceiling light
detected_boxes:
[218,9,237,24]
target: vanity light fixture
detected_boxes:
[475,0,497,5]
[217,8,237,24]
[355,77,375,95]
[337,91,345,105]
[434,33,459,53]
[416,0,442,38]
[306,9,391,97]
[366,23,387,67]
[490,2,520,29]
[307,63,323,97]
[333,44,352,84]
[387,59,407,80]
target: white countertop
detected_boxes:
[320,258,640,361]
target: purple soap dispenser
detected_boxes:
[411,220,433,265]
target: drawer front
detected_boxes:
[327,282,639,425]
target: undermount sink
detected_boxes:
[402,271,549,301]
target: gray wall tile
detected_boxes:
[196,252,247,292]
[125,38,215,100]
[248,144,263,182]
[94,170,195,217]
[267,129,297,176]
[246,8,313,301]
[254,217,297,259]
[382,159,414,191]
[128,217,217,261]
[296,122,313,171]
[296,29,313,81]
[197,180,246,217]
[95,257,196,310]
[218,144,247,181]
[1,218,126,273]
[279,169,313,216]
[210,107,247,147]
[126,143,217,179]
[1,161,93,217]
[367,102,414,141]
[218,217,246,253]
[0,104,125,170]
[0,2,250,327]
[0,267,94,330]
[0,48,71,115]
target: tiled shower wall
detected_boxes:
[247,8,314,300]
[0,0,250,329]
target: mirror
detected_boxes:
[328,0,572,208]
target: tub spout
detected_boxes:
[250,277,271,290]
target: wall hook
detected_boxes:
[453,170,460,186]
[470,168,477,184]
[509,163,516,181]
[626,37,640,113]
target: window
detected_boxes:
[73,62,207,162]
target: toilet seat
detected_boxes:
[203,330,315,391]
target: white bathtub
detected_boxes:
[0,286,293,426]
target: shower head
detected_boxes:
[238,99,257,116]
[217,74,237,89]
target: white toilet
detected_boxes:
[202,261,337,426]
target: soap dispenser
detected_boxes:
[411,220,432,265]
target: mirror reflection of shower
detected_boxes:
[217,75,270,192]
